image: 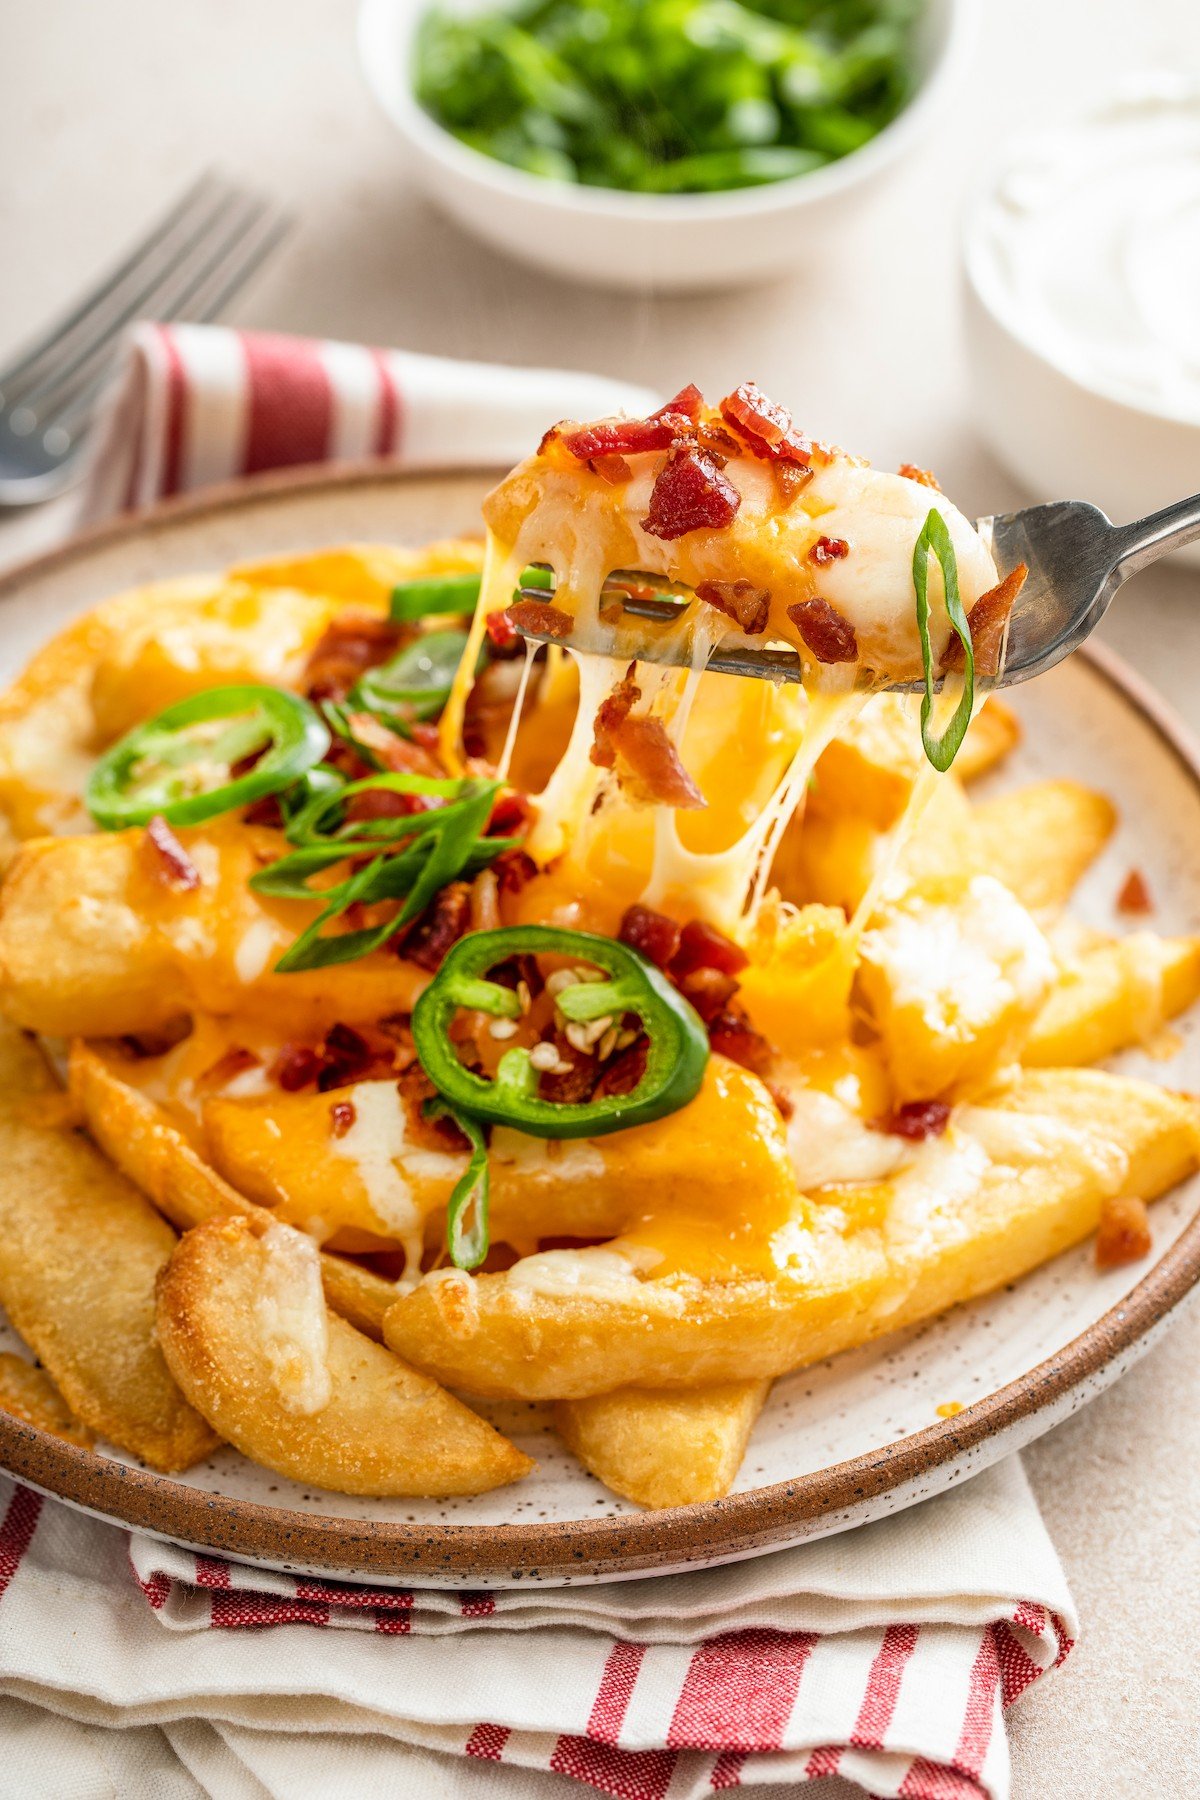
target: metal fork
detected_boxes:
[0,172,291,506]
[512,492,1200,691]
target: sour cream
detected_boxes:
[967,77,1200,424]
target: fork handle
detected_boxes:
[1109,491,1200,578]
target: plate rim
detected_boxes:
[1,460,1198,1582]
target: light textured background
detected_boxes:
[1,2,1198,1795]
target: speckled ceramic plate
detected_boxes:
[0,464,1197,1587]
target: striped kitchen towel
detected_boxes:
[0,1459,1075,1800]
[76,320,658,523]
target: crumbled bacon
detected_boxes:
[592,1037,648,1099]
[304,613,405,702]
[881,1100,952,1141]
[809,536,849,567]
[772,462,814,506]
[402,881,472,972]
[719,381,813,467]
[672,919,749,978]
[655,383,705,424]
[490,951,544,1001]
[495,848,538,894]
[898,463,942,491]
[342,713,448,780]
[695,579,770,636]
[242,793,287,829]
[589,676,640,770]
[537,1035,598,1105]
[641,445,741,541]
[196,1046,261,1090]
[607,714,705,809]
[329,1099,356,1138]
[1096,1194,1152,1269]
[485,609,521,652]
[766,1082,795,1121]
[677,965,739,1023]
[1117,869,1154,915]
[316,1023,377,1092]
[271,1044,322,1092]
[502,598,574,642]
[619,903,682,969]
[346,783,440,826]
[140,816,201,891]
[942,564,1027,680]
[397,1061,470,1151]
[488,788,534,838]
[563,416,677,460]
[707,1009,772,1075]
[590,453,632,485]
[787,597,858,664]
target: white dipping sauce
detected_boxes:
[969,78,1200,423]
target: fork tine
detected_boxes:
[6,185,272,425]
[0,172,226,403]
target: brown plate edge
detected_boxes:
[0,469,1197,1581]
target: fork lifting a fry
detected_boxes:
[0,382,1197,1510]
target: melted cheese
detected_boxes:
[327,1082,463,1283]
[254,1223,332,1415]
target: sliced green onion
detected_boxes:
[912,508,974,774]
[424,1099,490,1269]
[388,564,552,624]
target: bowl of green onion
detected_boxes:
[359,0,969,290]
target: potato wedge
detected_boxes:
[973,780,1116,913]
[0,1021,217,1469]
[556,1381,770,1509]
[68,1040,394,1341]
[157,1215,532,1497]
[384,1069,1200,1398]
[1026,933,1200,1068]
[0,1352,95,1449]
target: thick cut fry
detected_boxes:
[157,1215,532,1497]
[68,1040,393,1341]
[0,1022,217,1469]
[972,781,1116,913]
[556,1381,770,1509]
[0,1352,94,1449]
[1026,934,1200,1068]
[0,822,425,1038]
[812,696,1020,830]
[383,1069,1200,1398]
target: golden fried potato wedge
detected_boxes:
[0,1352,95,1448]
[1026,934,1200,1068]
[0,1022,217,1469]
[157,1214,532,1497]
[0,821,424,1038]
[384,1069,1200,1398]
[973,780,1116,913]
[812,696,1020,831]
[556,1381,770,1509]
[68,1039,394,1341]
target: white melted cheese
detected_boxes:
[956,1104,1131,1187]
[881,1129,993,1260]
[783,1086,911,1190]
[328,1082,464,1285]
[254,1222,332,1415]
[504,1242,680,1306]
[234,916,285,985]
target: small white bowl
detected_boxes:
[358,0,972,292]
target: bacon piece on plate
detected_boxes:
[503,598,574,641]
[695,579,771,636]
[589,677,640,770]
[672,919,749,978]
[880,1099,951,1141]
[1117,869,1154,915]
[1095,1194,1152,1268]
[590,453,632,485]
[140,816,201,892]
[304,613,404,702]
[485,609,521,652]
[719,381,813,466]
[676,965,739,1023]
[942,563,1027,679]
[641,445,740,541]
[329,1099,356,1138]
[197,1046,261,1090]
[707,1009,772,1074]
[563,417,676,460]
[619,903,682,969]
[787,597,858,664]
[590,675,704,808]
[271,1044,321,1092]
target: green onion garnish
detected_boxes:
[425,1098,490,1270]
[912,508,974,774]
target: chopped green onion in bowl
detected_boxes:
[413,0,922,197]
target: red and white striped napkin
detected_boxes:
[77,321,659,524]
[0,1460,1074,1800]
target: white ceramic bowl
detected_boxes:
[358,0,971,291]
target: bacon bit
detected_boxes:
[1117,869,1154,915]
[809,536,849,567]
[341,713,448,780]
[677,965,739,1023]
[672,919,749,978]
[329,1099,356,1138]
[590,453,632,485]
[316,1023,376,1093]
[271,1044,321,1092]
[707,1009,773,1075]
[654,383,705,424]
[398,1061,470,1151]
[787,597,858,665]
[590,676,640,770]
[898,463,942,491]
[942,564,1027,679]
[766,1082,795,1122]
[537,1035,598,1104]
[772,462,814,506]
[1095,1194,1152,1269]
[592,1037,648,1099]
[641,445,741,541]
[485,609,521,652]
[242,793,287,829]
[719,381,813,467]
[503,598,574,642]
[304,613,405,701]
[490,951,544,1000]
[196,1046,261,1090]
[141,816,201,891]
[610,715,706,809]
[563,416,677,460]
[495,848,538,894]
[695,579,771,636]
[880,1100,952,1141]
[619,903,682,969]
[488,788,534,838]
[402,881,472,972]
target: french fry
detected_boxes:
[384,1069,1200,1399]
[0,1352,94,1449]
[157,1214,532,1497]
[0,1021,217,1470]
[973,780,1116,913]
[69,1040,394,1341]
[556,1381,770,1508]
[1026,934,1200,1068]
